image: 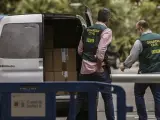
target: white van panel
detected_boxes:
[0,58,43,82]
[0,58,42,70]
[0,71,43,83]
[0,14,43,83]
[0,14,42,36]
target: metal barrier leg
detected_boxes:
[52,92,56,120]
[68,92,76,120]
[88,92,97,120]
[0,93,2,120]
[46,92,57,120]
[114,86,133,120]
[116,88,126,120]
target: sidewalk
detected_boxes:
[56,112,156,120]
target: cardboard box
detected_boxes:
[67,72,77,81]
[45,72,54,81]
[54,71,65,95]
[67,49,76,71]
[53,49,76,71]
[44,50,53,71]
[54,72,77,81]
[56,91,65,96]
[53,49,62,71]
[54,72,77,95]
[54,72,65,81]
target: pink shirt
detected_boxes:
[78,22,112,74]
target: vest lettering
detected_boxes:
[152,49,160,54]
[87,38,95,43]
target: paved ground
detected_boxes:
[56,112,156,120]
[57,66,156,119]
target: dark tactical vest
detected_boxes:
[139,33,160,73]
[82,24,108,63]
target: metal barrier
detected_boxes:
[0,82,133,120]
[111,74,160,83]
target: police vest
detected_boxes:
[82,24,107,62]
[139,33,160,73]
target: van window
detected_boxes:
[0,23,40,58]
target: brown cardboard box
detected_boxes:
[45,72,54,81]
[56,91,65,96]
[67,49,76,71]
[67,72,77,81]
[54,72,65,81]
[53,49,76,71]
[54,71,65,95]
[54,72,77,81]
[54,72,77,95]
[53,49,62,71]
[44,50,53,71]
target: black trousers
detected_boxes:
[74,69,115,120]
[134,83,160,120]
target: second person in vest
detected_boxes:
[120,20,160,120]
[76,8,115,120]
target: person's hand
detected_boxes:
[119,63,125,72]
[96,58,104,73]
[97,67,104,73]
[97,62,104,72]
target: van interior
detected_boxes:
[43,14,83,82]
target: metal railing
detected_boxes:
[111,74,160,83]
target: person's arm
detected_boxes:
[120,40,143,71]
[78,39,83,56]
[96,29,112,69]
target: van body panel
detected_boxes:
[0,70,43,83]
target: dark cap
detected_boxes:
[98,8,111,23]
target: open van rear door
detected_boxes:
[0,14,43,82]
[84,6,93,27]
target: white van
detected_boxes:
[0,7,93,115]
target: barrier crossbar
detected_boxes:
[111,74,160,83]
[0,82,133,120]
